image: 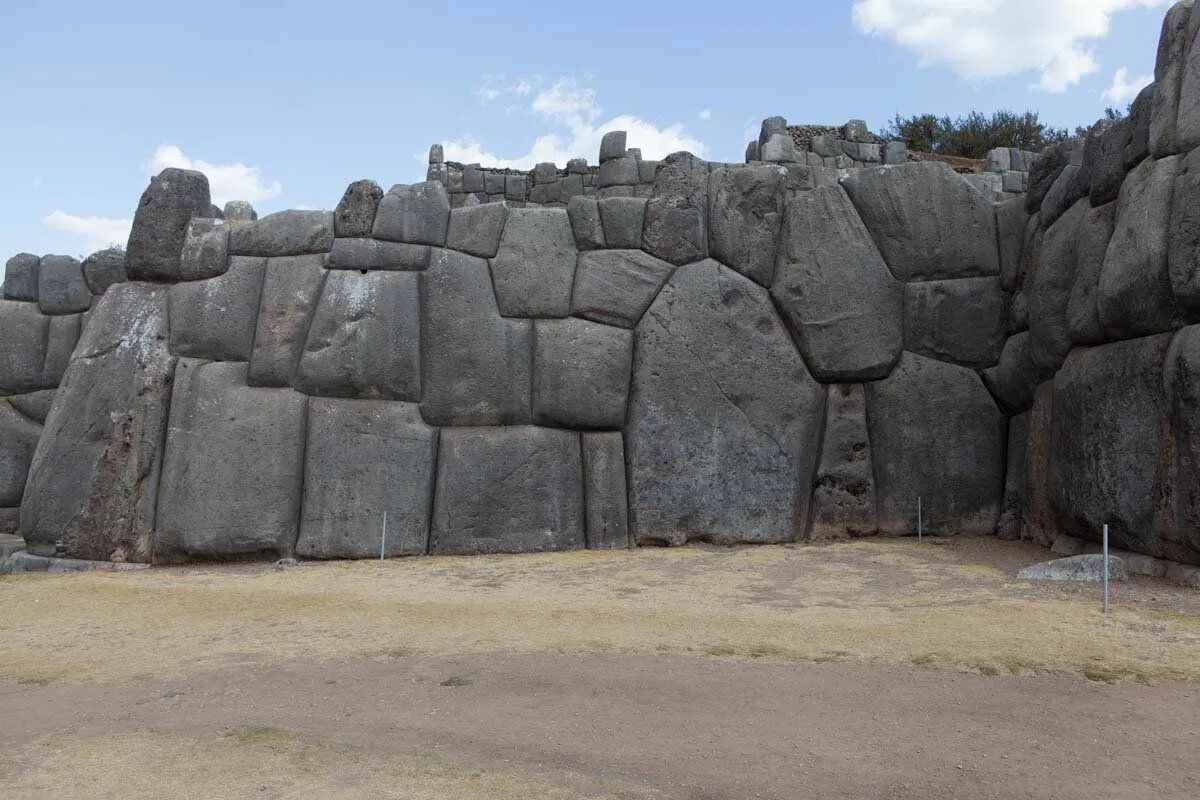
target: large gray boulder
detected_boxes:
[334,179,383,238]
[326,238,428,271]
[1066,201,1117,345]
[421,249,531,425]
[627,259,825,545]
[446,202,507,258]
[982,331,1050,414]
[840,162,999,281]
[247,254,328,387]
[1025,142,1073,215]
[41,314,81,387]
[1169,146,1200,319]
[168,256,265,362]
[995,197,1029,292]
[1149,0,1194,157]
[642,152,709,265]
[532,317,632,429]
[125,168,212,281]
[294,270,421,401]
[1098,156,1182,339]
[0,300,50,394]
[6,389,56,424]
[178,218,230,280]
[1163,325,1200,564]
[430,426,584,555]
[155,359,307,562]
[1048,335,1175,557]
[37,255,90,315]
[1039,165,1088,228]
[1089,116,1136,206]
[707,164,787,286]
[19,284,175,562]
[582,432,630,549]
[1022,381,1055,546]
[1017,555,1128,583]
[489,208,578,317]
[865,351,1007,536]
[996,412,1028,540]
[1029,198,1088,372]
[771,185,903,381]
[81,248,127,295]
[570,249,675,329]
[809,384,877,539]
[1176,2,1200,151]
[371,181,450,246]
[230,210,335,257]
[597,197,646,249]
[296,399,436,559]
[4,253,40,301]
[0,402,41,507]
[566,196,605,250]
[902,277,1005,368]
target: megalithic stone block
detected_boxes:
[0,402,41,507]
[642,152,708,266]
[371,181,450,246]
[81,248,128,295]
[0,300,51,394]
[168,255,266,362]
[708,163,787,286]
[334,179,383,238]
[532,317,632,429]
[178,218,230,280]
[3,253,40,301]
[230,210,335,257]
[37,255,91,315]
[489,208,578,317]
[125,168,212,281]
[809,384,877,539]
[248,254,328,387]
[582,431,630,549]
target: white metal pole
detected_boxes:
[1103,523,1109,615]
[380,510,388,564]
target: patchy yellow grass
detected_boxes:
[0,728,653,800]
[2,539,1198,685]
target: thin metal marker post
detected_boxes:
[380,511,388,564]
[1103,523,1109,615]
[917,496,923,543]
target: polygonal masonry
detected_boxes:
[489,207,578,317]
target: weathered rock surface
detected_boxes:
[125,168,212,281]
[1066,201,1118,345]
[627,260,825,546]
[571,249,675,329]
[642,152,708,265]
[1149,0,1194,157]
[6,389,56,424]
[809,384,876,539]
[247,254,327,387]
[0,300,50,394]
[1029,198,1088,372]
[334,179,383,238]
[707,164,787,286]
[996,197,1029,292]
[19,284,175,562]
[81,248,127,295]
[840,162,999,281]
[1022,381,1056,546]
[1025,142,1073,215]
[1168,146,1200,319]
[0,402,41,507]
[532,317,632,429]
[902,277,1006,368]
[996,412,1028,540]
[156,360,307,562]
[597,197,646,249]
[4,253,40,301]
[982,332,1049,415]
[581,432,630,549]
[771,185,903,381]
[41,314,82,387]
[865,352,1006,536]
[326,238,428,270]
[421,249,531,425]
[168,256,265,361]
[37,255,90,315]
[1163,325,1200,564]
[446,202,507,258]
[1017,555,1128,583]
[430,426,584,555]
[489,208,578,317]
[178,218,230,280]
[1039,165,1087,228]
[296,399,436,559]
[294,270,421,401]
[372,182,450,246]
[1098,156,1182,339]
[567,196,605,250]
[230,210,335,257]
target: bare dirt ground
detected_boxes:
[2,536,1199,799]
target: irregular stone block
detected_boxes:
[223,200,257,225]
[903,277,1006,368]
[429,144,444,164]
[639,159,659,183]
[0,299,50,394]
[41,313,82,386]
[1089,117,1135,206]
[1017,555,1128,583]
[1169,146,1200,319]
[883,141,907,165]
[168,256,265,361]
[6,389,56,424]
[1149,0,1194,156]
[1040,164,1090,229]
[125,168,212,281]
[0,402,41,507]
[809,384,876,539]
[628,260,825,545]
[1022,380,1055,545]
[865,352,1006,536]
[599,130,627,162]
[1002,171,1028,193]
[1025,141,1072,215]
[533,318,632,429]
[1098,156,1182,339]
[582,432,629,549]
[571,249,675,329]
[1067,201,1117,345]
[248,254,328,387]
[296,399,436,559]
[156,360,306,562]
[771,186,903,381]
[567,158,589,174]
[559,173,584,201]
[294,270,420,401]
[334,179,383,238]
[642,152,708,266]
[178,218,230,280]
[745,140,760,162]
[757,116,788,149]
[1030,198,1087,373]
[982,332,1047,415]
[996,412,1028,540]
[421,249,531,425]
[4,253,40,301]
[1164,325,1200,564]
[326,238,429,270]
[841,162,999,281]
[598,156,639,188]
[987,148,1011,173]
[81,248,127,295]
[1128,82,1156,167]
[567,196,605,250]
[996,196,1029,292]
[37,255,90,315]
[597,197,646,249]
[430,426,584,555]
[761,133,797,163]
[446,202,507,258]
[504,174,527,202]
[230,210,335,257]
[708,163,787,286]
[489,208,577,317]
[20,284,175,562]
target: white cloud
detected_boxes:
[851,0,1171,92]
[698,109,712,120]
[145,144,282,206]
[1104,66,1155,104]
[441,78,706,169]
[478,74,543,104]
[42,210,132,253]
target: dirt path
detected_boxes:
[3,653,1199,799]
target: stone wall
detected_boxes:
[2,1,1199,569]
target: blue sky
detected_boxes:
[0,0,1174,258]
